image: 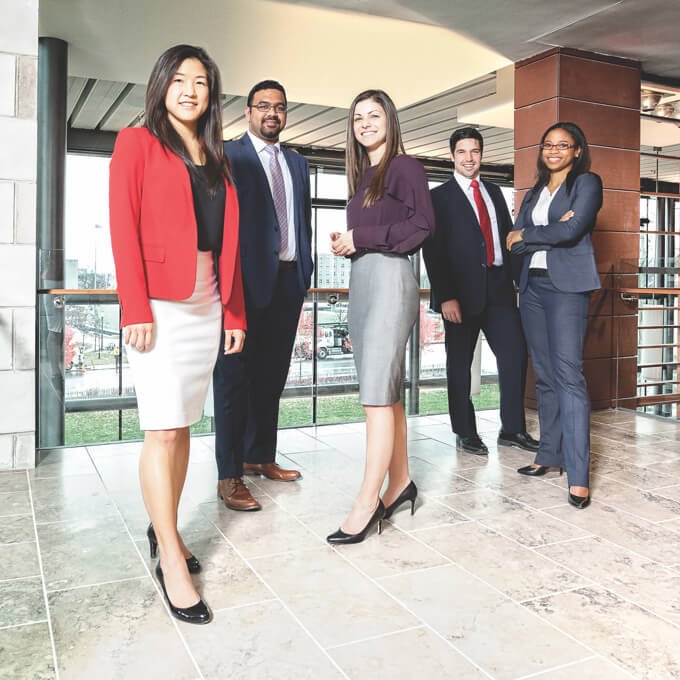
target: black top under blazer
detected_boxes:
[224,135,313,308]
[423,177,520,317]
[512,172,603,294]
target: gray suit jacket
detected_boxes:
[511,172,602,293]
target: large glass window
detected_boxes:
[43,154,510,447]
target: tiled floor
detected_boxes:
[1,408,680,679]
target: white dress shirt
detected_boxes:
[528,185,559,269]
[454,172,504,267]
[247,130,297,261]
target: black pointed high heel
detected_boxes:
[147,524,201,574]
[517,465,564,477]
[327,501,386,545]
[568,491,590,509]
[155,563,211,624]
[383,481,418,519]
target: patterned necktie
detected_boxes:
[470,179,494,267]
[264,145,288,252]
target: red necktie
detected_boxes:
[470,179,494,267]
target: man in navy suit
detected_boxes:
[423,128,538,455]
[213,80,313,510]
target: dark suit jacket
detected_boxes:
[224,134,313,308]
[423,176,519,317]
[512,172,602,294]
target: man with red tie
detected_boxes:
[423,128,538,455]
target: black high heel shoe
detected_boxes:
[383,481,417,519]
[147,524,201,574]
[517,465,564,477]
[155,563,211,625]
[327,501,386,545]
[568,491,590,509]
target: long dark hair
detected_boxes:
[144,44,232,190]
[346,89,405,208]
[532,121,590,197]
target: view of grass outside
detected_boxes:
[65,383,501,446]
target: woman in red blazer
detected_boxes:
[109,44,245,625]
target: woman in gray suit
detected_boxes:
[506,122,602,509]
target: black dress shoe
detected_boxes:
[155,563,212,625]
[456,435,488,455]
[327,501,385,545]
[517,465,564,477]
[383,481,417,519]
[568,492,590,509]
[498,431,540,452]
[147,524,201,574]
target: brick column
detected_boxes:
[0,0,38,468]
[514,48,640,410]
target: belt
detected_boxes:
[528,268,549,278]
[279,260,297,270]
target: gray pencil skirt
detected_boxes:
[348,252,419,406]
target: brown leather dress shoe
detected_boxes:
[217,478,261,511]
[243,462,302,481]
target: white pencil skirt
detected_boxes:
[125,251,222,430]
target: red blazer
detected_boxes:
[109,127,246,330]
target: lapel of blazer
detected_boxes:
[447,176,483,236]
[239,134,271,195]
[547,182,568,224]
[481,180,506,235]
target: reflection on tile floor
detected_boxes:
[1,409,679,679]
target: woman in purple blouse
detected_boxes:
[327,90,435,544]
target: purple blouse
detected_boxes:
[347,155,435,254]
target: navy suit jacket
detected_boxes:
[224,134,313,308]
[423,176,520,317]
[512,172,602,294]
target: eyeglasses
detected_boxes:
[540,142,575,151]
[250,103,287,114]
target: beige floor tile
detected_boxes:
[478,506,592,548]
[387,496,469,531]
[604,464,676,491]
[30,447,95,479]
[497,478,570,509]
[250,547,417,648]
[29,473,106,506]
[0,514,34,544]
[335,522,446,579]
[276,429,332,454]
[545,501,680,565]
[437,487,525,519]
[382,563,589,679]
[415,522,589,601]
[184,600,344,680]
[591,428,666,447]
[654,484,680,502]
[457,462,558,490]
[0,471,28,494]
[0,576,45,628]
[589,475,680,522]
[531,656,639,678]
[330,626,486,679]
[0,622,55,680]
[49,578,196,680]
[90,453,140,492]
[537,536,680,626]
[200,496,324,558]
[525,586,680,679]
[0,490,31,517]
[38,516,146,591]
[0,541,40,580]
[407,430,490,471]
[393,457,477,497]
